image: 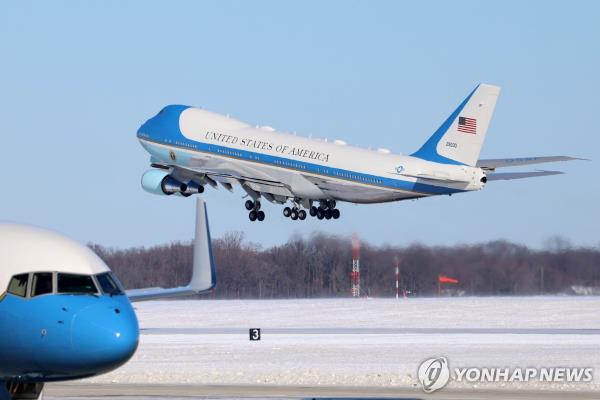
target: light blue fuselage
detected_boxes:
[0,293,138,382]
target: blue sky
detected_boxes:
[0,1,598,249]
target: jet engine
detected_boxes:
[141,169,204,196]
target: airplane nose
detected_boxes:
[137,117,153,138]
[71,300,139,374]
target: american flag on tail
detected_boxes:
[457,116,477,134]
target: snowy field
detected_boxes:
[82,297,600,393]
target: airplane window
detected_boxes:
[96,272,124,295]
[57,273,98,295]
[32,272,53,297]
[7,274,29,297]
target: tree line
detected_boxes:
[89,233,600,298]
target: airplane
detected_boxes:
[136,84,581,222]
[0,199,216,400]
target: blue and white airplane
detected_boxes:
[0,199,215,400]
[137,84,580,222]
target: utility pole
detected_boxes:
[394,256,400,299]
[351,233,360,297]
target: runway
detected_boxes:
[59,298,600,397]
[45,382,600,400]
[142,327,600,335]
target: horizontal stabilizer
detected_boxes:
[127,198,216,302]
[477,156,584,170]
[487,170,564,181]
[399,172,471,183]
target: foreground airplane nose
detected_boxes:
[71,299,139,375]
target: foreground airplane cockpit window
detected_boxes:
[32,272,53,297]
[95,272,124,295]
[57,273,98,295]
[7,274,28,297]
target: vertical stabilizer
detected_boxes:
[411,84,501,166]
[125,198,216,302]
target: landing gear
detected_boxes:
[316,208,325,220]
[249,210,257,221]
[283,206,307,221]
[312,200,340,221]
[3,381,44,400]
[246,200,265,222]
[298,209,307,220]
[282,199,339,221]
[245,200,261,211]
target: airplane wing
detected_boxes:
[126,198,216,302]
[153,162,295,200]
[486,170,564,181]
[476,156,584,170]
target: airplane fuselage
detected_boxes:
[137,105,486,205]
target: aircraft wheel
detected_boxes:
[245,200,254,210]
[257,210,265,221]
[327,199,336,209]
[316,209,325,220]
[290,209,299,220]
[325,209,333,220]
[283,207,292,217]
[198,185,205,194]
[249,210,257,221]
[298,210,307,220]
[309,206,318,217]
[332,209,340,219]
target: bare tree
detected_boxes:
[89,233,600,298]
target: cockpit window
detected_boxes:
[57,273,98,295]
[8,274,29,297]
[32,272,53,297]
[96,272,124,295]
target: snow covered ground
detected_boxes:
[83,297,600,393]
